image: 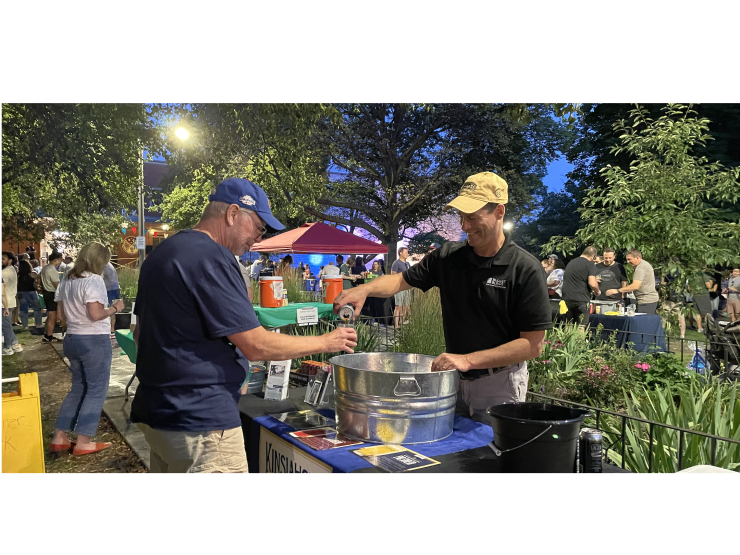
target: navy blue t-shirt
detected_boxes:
[131,230,261,431]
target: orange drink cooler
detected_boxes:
[321,277,343,304]
[259,276,284,308]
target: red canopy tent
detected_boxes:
[249,222,388,254]
[250,222,387,255]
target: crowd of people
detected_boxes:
[541,247,739,336]
[237,245,426,328]
[5,168,737,472]
[3,243,125,456]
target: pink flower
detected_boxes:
[544,340,552,345]
[541,360,551,364]
[634,362,651,372]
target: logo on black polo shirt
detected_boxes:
[485,277,506,289]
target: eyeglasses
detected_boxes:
[241,209,267,237]
[458,213,481,225]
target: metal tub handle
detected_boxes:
[393,376,422,397]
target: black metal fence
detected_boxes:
[526,391,740,472]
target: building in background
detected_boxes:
[116,161,172,267]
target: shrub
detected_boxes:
[599,379,740,473]
[393,289,446,357]
[278,268,313,304]
[250,269,313,305]
[287,320,379,369]
[116,266,139,310]
[635,352,696,391]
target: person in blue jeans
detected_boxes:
[17,259,43,331]
[50,243,124,455]
[2,253,22,355]
[102,261,120,338]
[3,278,21,355]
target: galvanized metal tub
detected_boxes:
[329,352,459,444]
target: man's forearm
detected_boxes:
[463,338,542,370]
[229,327,329,362]
[353,273,410,299]
[618,283,639,293]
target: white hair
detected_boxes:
[201,201,255,220]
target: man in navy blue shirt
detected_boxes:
[132,178,357,473]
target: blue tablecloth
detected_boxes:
[588,314,667,352]
[254,408,494,473]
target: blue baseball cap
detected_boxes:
[209,178,285,232]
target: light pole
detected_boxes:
[138,148,146,268]
[137,127,189,267]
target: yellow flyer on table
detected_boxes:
[353,444,440,472]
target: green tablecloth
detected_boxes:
[253,302,335,328]
[112,303,334,364]
[115,330,137,364]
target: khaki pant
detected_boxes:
[456,361,529,426]
[137,423,249,473]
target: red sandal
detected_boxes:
[49,441,75,452]
[73,442,112,456]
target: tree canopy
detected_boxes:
[2,103,163,247]
[158,103,570,262]
[157,103,334,231]
[544,104,740,293]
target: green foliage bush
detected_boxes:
[279,269,313,304]
[393,289,446,357]
[599,379,740,473]
[116,266,139,311]
[287,320,379,369]
[528,323,699,410]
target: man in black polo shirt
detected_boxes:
[132,178,357,473]
[594,247,627,303]
[333,172,551,424]
[561,246,600,327]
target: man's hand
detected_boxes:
[606,289,619,297]
[323,326,358,354]
[431,353,471,373]
[333,288,369,316]
[2,308,8,317]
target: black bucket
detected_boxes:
[487,403,590,473]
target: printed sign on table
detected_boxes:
[259,428,331,473]
[353,444,440,472]
[296,306,319,326]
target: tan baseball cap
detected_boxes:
[444,171,508,214]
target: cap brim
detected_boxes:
[256,210,285,232]
[444,196,488,214]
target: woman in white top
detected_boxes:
[49,243,124,456]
